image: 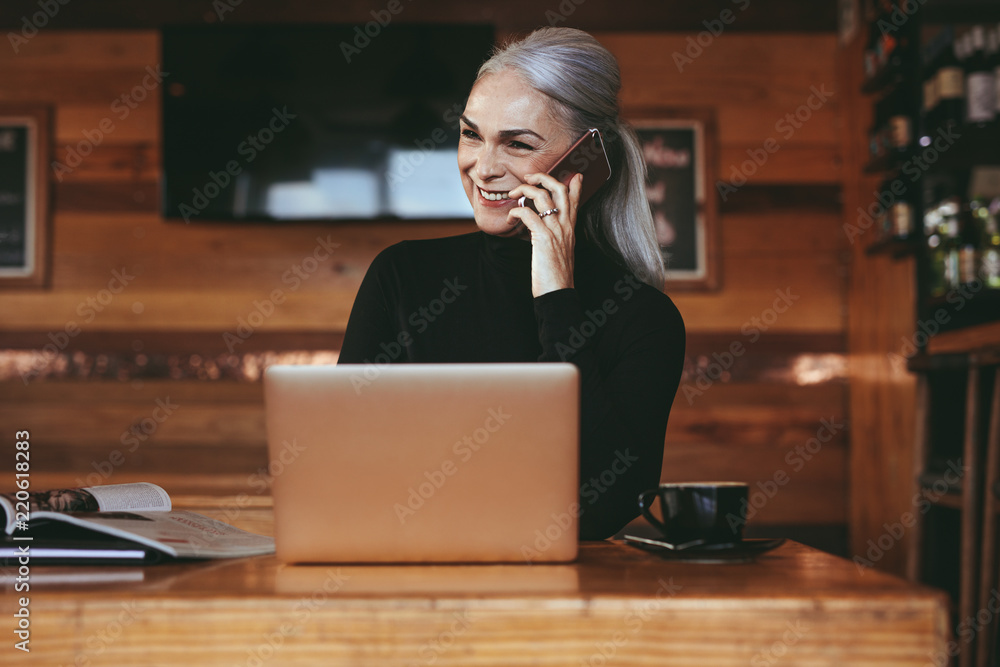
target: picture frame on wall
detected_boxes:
[628,107,719,291]
[0,105,51,288]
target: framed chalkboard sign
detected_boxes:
[629,108,719,291]
[0,105,51,287]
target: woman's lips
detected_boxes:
[477,186,517,208]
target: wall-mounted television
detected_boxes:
[161,24,495,222]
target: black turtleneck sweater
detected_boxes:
[338,231,686,539]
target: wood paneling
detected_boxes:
[47,213,461,290]
[0,375,846,527]
[49,143,157,183]
[837,25,920,577]
[55,181,158,211]
[0,30,159,68]
[0,330,344,353]
[0,203,847,330]
[55,103,158,143]
[0,29,849,537]
[0,1,839,32]
[717,145,842,183]
[607,33,841,186]
[718,184,841,214]
[0,247,843,333]
[0,31,847,335]
[664,383,848,525]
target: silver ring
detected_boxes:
[538,208,559,218]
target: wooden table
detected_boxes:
[1,497,950,667]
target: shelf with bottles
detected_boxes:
[861,0,918,95]
[863,169,922,257]
[860,7,1000,177]
[919,168,1000,318]
[863,82,920,174]
[918,170,1000,332]
[861,3,922,174]
[917,22,1000,172]
[859,6,1000,302]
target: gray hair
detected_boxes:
[476,27,665,289]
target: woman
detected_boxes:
[338,27,685,540]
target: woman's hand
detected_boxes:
[506,172,583,297]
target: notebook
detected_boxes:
[263,363,580,563]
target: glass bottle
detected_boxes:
[888,84,914,156]
[889,176,915,239]
[922,32,941,137]
[864,12,879,83]
[936,26,965,134]
[941,196,962,290]
[958,200,981,286]
[870,93,888,163]
[980,196,1000,289]
[925,189,948,298]
[965,26,996,126]
[991,25,1000,123]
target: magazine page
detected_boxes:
[1,483,172,534]
[32,510,275,559]
[84,483,172,512]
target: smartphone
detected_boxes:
[517,128,612,212]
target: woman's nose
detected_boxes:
[475,145,505,181]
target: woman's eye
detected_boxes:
[510,141,533,150]
[461,129,480,140]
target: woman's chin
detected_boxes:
[475,215,525,238]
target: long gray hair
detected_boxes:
[476,27,665,290]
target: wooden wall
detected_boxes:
[599,34,849,533]
[836,26,919,576]
[0,31,848,535]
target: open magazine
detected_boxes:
[0,482,274,563]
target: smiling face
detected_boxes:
[457,70,574,237]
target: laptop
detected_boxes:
[263,363,580,564]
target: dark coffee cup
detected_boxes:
[637,482,748,550]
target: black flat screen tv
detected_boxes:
[161,24,495,222]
